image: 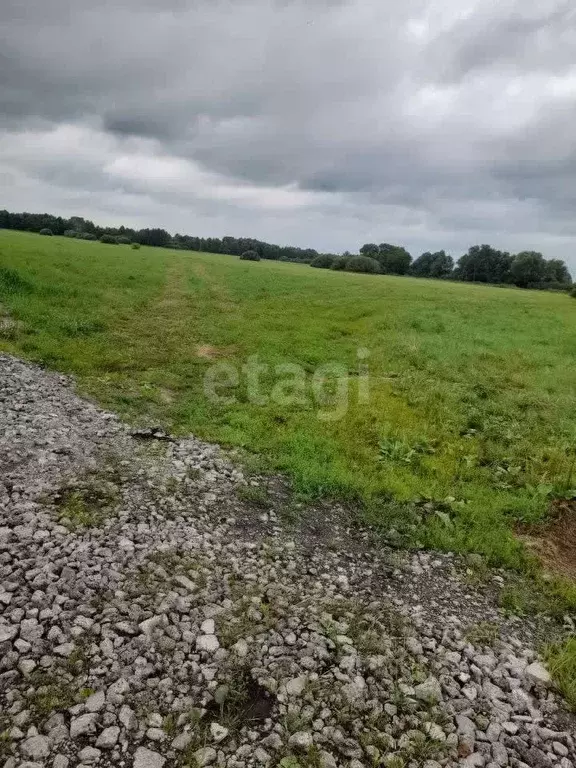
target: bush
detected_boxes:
[310,254,337,269]
[39,228,53,236]
[63,230,78,238]
[99,234,118,244]
[117,236,131,245]
[331,257,347,271]
[344,255,381,274]
[131,242,141,250]
[81,232,97,241]
[240,250,260,261]
[570,286,576,298]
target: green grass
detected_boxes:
[545,638,576,711]
[2,230,576,569]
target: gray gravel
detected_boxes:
[0,353,575,768]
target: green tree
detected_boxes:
[376,243,412,274]
[360,243,379,259]
[455,245,513,284]
[509,251,547,288]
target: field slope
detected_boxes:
[2,229,576,567]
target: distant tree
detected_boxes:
[455,245,513,284]
[310,254,337,269]
[570,286,576,298]
[99,234,118,244]
[410,252,435,277]
[81,233,97,241]
[117,236,131,245]
[544,258,572,285]
[376,243,412,274]
[63,230,78,238]
[429,251,454,278]
[39,228,53,236]
[345,255,381,274]
[240,250,260,261]
[131,242,141,250]
[360,243,379,259]
[509,251,547,288]
[135,228,171,248]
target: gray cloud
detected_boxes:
[1,0,576,267]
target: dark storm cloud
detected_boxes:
[1,0,576,266]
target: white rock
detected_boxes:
[288,731,314,750]
[85,691,106,712]
[285,676,308,696]
[70,712,99,738]
[200,618,215,634]
[172,732,193,751]
[133,747,166,768]
[196,634,219,653]
[21,735,50,760]
[194,747,217,766]
[414,676,442,703]
[525,661,551,687]
[210,722,229,743]
[96,726,120,749]
[232,638,248,657]
[0,624,17,643]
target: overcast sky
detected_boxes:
[1,0,575,266]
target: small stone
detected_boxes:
[133,747,166,768]
[85,691,105,712]
[193,747,217,766]
[53,755,69,768]
[172,732,193,751]
[54,642,75,657]
[254,747,272,764]
[288,731,314,750]
[96,726,120,749]
[525,661,551,687]
[0,624,18,643]
[553,743,569,757]
[210,722,229,743]
[200,618,215,634]
[139,615,162,635]
[78,747,101,764]
[21,735,50,760]
[285,676,307,696]
[232,639,248,657]
[414,676,442,703]
[70,713,99,738]
[196,634,219,653]
[119,705,138,730]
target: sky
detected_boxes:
[1,0,575,266]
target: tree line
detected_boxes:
[0,209,572,290]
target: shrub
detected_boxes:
[39,228,53,236]
[240,250,260,261]
[344,255,381,274]
[81,232,97,241]
[131,242,141,250]
[117,236,131,245]
[570,286,576,298]
[99,234,118,244]
[310,254,337,269]
[63,230,78,238]
[331,257,347,271]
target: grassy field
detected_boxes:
[2,229,576,570]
